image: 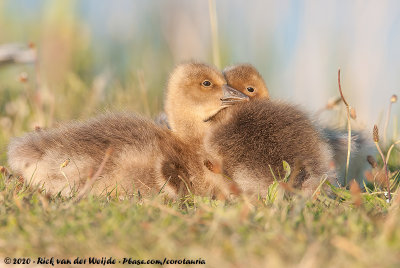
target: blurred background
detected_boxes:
[0,0,399,164]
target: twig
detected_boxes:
[177,175,192,195]
[383,95,398,145]
[208,0,221,69]
[73,147,113,203]
[338,69,352,186]
[158,176,171,195]
[373,125,391,201]
[386,139,400,166]
[137,178,152,191]
[59,158,72,192]
[137,70,151,116]
[312,175,328,199]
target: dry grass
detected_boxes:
[1,173,400,267]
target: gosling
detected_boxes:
[7,62,236,198]
[203,89,336,196]
[223,63,373,187]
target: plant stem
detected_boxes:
[345,106,352,186]
[208,0,221,69]
[338,69,352,186]
[375,142,392,201]
[383,102,393,146]
[386,139,400,165]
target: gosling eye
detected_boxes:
[247,87,255,93]
[202,80,212,87]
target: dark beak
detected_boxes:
[221,85,250,106]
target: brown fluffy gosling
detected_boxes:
[223,64,270,99]
[7,63,236,198]
[203,96,337,197]
[223,63,373,187]
[165,62,248,146]
[162,62,335,196]
[8,113,199,197]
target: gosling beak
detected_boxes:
[221,85,250,106]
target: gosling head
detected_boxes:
[165,62,248,143]
[223,64,269,100]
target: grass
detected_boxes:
[1,173,400,267]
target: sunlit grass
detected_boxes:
[1,173,400,267]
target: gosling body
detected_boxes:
[204,99,336,196]
[8,113,216,196]
[223,63,374,187]
[8,62,236,197]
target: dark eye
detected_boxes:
[202,80,212,87]
[247,87,255,93]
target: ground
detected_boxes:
[1,173,400,267]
